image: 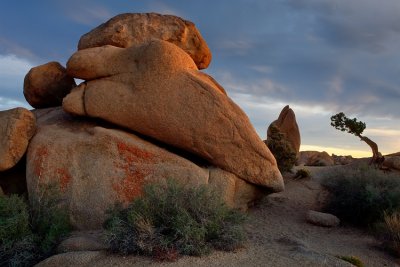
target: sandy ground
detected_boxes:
[37,165,400,267]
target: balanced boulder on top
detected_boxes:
[77,13,212,70]
[23,61,76,108]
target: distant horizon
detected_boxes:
[1,1,399,158]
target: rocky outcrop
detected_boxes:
[77,13,211,69]
[297,151,334,167]
[26,107,273,229]
[383,156,400,171]
[208,168,265,211]
[26,108,209,230]
[332,154,353,165]
[267,105,301,155]
[63,40,283,191]
[57,231,108,253]
[0,108,36,171]
[8,12,284,232]
[23,62,76,108]
[306,210,340,227]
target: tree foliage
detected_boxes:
[330,112,366,137]
[330,112,383,166]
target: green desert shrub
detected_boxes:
[104,180,246,260]
[0,195,38,267]
[381,211,400,256]
[321,166,400,226]
[265,124,297,173]
[0,189,71,266]
[29,187,71,256]
[337,255,364,267]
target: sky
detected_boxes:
[1,0,399,157]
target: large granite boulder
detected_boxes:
[77,13,211,69]
[24,61,76,108]
[267,105,301,155]
[63,40,283,192]
[27,108,269,229]
[26,108,209,230]
[208,168,265,211]
[297,151,334,167]
[0,108,36,171]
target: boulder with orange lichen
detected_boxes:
[26,107,209,230]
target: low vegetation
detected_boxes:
[337,255,364,267]
[0,189,71,266]
[382,211,400,256]
[321,165,400,227]
[265,124,297,173]
[104,180,246,261]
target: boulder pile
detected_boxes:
[0,13,284,230]
[297,151,334,167]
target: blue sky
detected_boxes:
[1,0,399,157]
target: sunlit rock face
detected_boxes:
[77,13,212,70]
[20,12,284,230]
[0,107,35,171]
[267,105,301,156]
[63,40,283,191]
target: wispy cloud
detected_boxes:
[0,97,31,111]
[216,40,253,55]
[147,1,183,16]
[65,5,113,26]
[0,54,33,88]
[0,38,39,62]
[248,65,273,74]
[0,54,33,108]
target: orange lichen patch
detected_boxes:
[112,168,150,204]
[117,142,156,163]
[33,146,49,179]
[113,141,156,203]
[56,168,72,192]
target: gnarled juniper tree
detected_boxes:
[330,112,382,165]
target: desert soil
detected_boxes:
[37,165,400,267]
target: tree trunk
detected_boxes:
[358,135,381,165]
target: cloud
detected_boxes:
[0,97,31,111]
[287,0,400,53]
[0,38,39,62]
[0,54,33,107]
[147,1,183,16]
[248,65,273,74]
[63,3,113,26]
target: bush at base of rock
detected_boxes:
[321,165,400,226]
[104,180,246,260]
[265,124,297,173]
[382,211,400,257]
[337,256,365,267]
[0,192,71,267]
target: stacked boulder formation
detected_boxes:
[0,13,284,230]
